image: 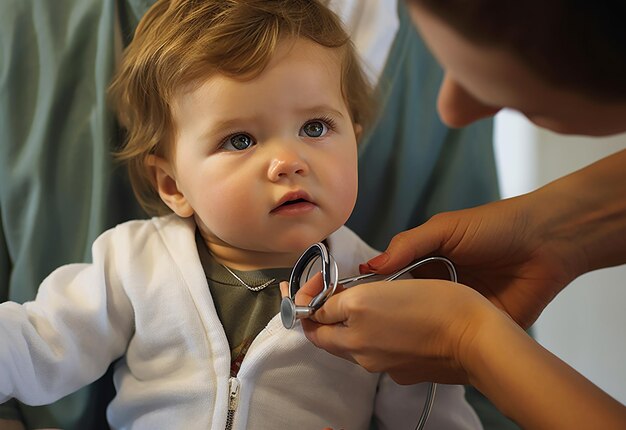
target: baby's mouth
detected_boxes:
[271,192,316,214]
[278,198,307,207]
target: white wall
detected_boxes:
[494,109,626,404]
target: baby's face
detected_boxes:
[168,37,359,267]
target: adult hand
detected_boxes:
[366,149,626,329]
[362,191,583,329]
[295,265,626,430]
[294,275,506,385]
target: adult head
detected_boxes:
[405,0,626,136]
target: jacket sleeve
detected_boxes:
[0,231,134,406]
[373,374,483,430]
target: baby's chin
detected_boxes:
[203,220,347,266]
[278,224,344,251]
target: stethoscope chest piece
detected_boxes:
[280,296,310,330]
[281,241,457,333]
[281,242,337,329]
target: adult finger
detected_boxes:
[363,222,446,274]
[306,289,352,325]
[301,319,355,364]
[293,272,347,304]
[293,272,324,305]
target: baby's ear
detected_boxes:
[145,155,194,217]
[353,123,363,142]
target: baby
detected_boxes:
[0,1,482,429]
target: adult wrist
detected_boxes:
[459,304,529,403]
[452,292,510,384]
[530,150,626,277]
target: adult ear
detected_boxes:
[145,154,194,217]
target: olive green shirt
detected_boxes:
[195,232,290,376]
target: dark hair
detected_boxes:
[408,0,626,101]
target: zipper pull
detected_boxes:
[225,377,240,430]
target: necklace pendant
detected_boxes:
[247,278,276,292]
[222,264,276,292]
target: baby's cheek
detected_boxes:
[205,177,253,215]
[341,155,358,196]
[333,173,358,220]
[193,187,242,229]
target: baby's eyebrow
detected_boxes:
[196,117,253,142]
[207,117,249,132]
[294,105,346,119]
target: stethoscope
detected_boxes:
[280,242,458,430]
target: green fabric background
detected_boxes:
[0,1,146,428]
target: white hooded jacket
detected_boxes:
[0,215,482,430]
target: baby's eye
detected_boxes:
[221,133,256,151]
[300,120,328,138]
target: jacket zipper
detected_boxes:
[225,377,240,430]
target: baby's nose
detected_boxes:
[267,151,309,181]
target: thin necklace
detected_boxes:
[221,264,276,292]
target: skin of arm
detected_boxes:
[466,300,626,430]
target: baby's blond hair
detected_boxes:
[109,0,374,215]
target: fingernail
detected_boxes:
[366,253,388,269]
[358,263,371,274]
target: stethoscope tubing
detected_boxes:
[338,256,457,285]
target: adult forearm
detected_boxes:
[466,311,626,430]
[530,148,626,276]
